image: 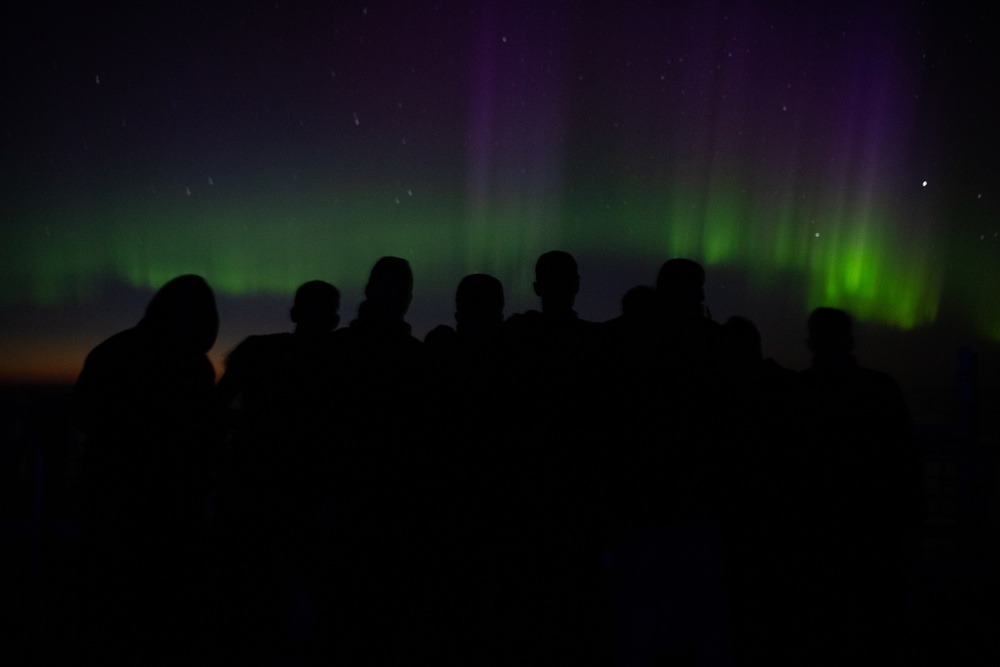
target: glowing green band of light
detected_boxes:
[3,182,944,334]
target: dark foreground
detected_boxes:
[2,385,998,666]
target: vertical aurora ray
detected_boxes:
[464,3,570,301]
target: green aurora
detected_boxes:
[4,181,944,334]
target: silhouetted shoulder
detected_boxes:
[800,357,903,395]
[76,326,215,436]
[424,324,457,349]
[77,328,146,384]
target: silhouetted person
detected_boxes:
[210,280,340,664]
[322,256,430,664]
[655,257,722,360]
[658,257,705,312]
[499,250,608,664]
[603,260,723,526]
[503,250,603,459]
[716,316,805,665]
[218,279,340,445]
[600,282,660,422]
[216,279,340,455]
[74,274,219,665]
[604,259,732,667]
[796,307,925,665]
[600,284,660,372]
[534,249,581,313]
[621,283,659,324]
[503,250,603,432]
[424,273,512,661]
[424,273,508,475]
[425,273,505,348]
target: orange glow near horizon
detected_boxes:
[1,337,232,387]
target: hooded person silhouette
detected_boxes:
[75,274,219,664]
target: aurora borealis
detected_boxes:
[2,1,998,384]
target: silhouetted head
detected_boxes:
[621,284,658,323]
[455,273,504,334]
[722,316,763,370]
[139,275,218,353]
[363,256,413,320]
[807,307,854,360]
[291,280,341,333]
[533,250,579,313]
[656,258,705,318]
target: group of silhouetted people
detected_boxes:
[73,253,926,666]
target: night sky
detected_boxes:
[2,1,998,391]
